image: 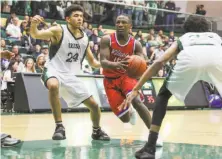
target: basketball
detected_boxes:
[127,55,147,79]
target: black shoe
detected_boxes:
[91,128,110,141]
[52,125,66,140]
[135,142,155,159]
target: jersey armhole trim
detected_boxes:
[49,25,64,60]
[108,35,111,47]
[133,39,136,53]
[80,38,89,69]
[177,39,183,52]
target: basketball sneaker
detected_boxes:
[91,127,110,141]
[135,142,155,159]
[129,105,137,125]
[52,125,66,140]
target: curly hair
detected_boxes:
[183,15,210,33]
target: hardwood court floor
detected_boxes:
[1,110,222,159]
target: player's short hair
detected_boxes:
[116,14,132,24]
[64,4,84,18]
[183,15,210,33]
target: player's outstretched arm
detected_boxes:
[119,41,179,110]
[100,35,128,70]
[86,46,101,68]
[133,41,179,91]
[30,15,61,40]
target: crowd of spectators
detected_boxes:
[1,0,180,30]
[1,0,180,92]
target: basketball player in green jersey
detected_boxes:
[121,16,222,159]
[30,5,110,141]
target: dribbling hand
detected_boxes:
[115,56,131,71]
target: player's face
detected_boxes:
[66,11,83,29]
[116,16,131,35]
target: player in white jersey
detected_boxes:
[30,5,110,141]
[120,16,222,159]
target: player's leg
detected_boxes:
[61,75,110,141]
[41,69,65,140]
[104,78,131,123]
[135,81,172,159]
[83,96,110,141]
[121,75,152,128]
[136,53,200,158]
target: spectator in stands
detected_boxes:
[1,40,13,70]
[5,11,16,27]
[89,41,94,52]
[157,68,165,77]
[88,24,93,35]
[32,44,41,59]
[20,20,29,36]
[146,34,160,47]
[83,1,93,22]
[12,54,24,72]
[21,28,36,52]
[115,0,125,16]
[1,1,12,13]
[1,39,7,51]
[164,0,176,31]
[1,59,18,91]
[35,55,45,73]
[153,44,165,60]
[97,24,106,37]
[145,0,158,27]
[0,21,7,39]
[40,44,49,60]
[196,5,206,16]
[22,58,36,73]
[124,0,133,16]
[135,30,143,40]
[24,15,30,23]
[155,1,165,28]
[92,43,99,59]
[6,17,22,40]
[156,30,165,43]
[168,31,177,45]
[82,22,92,37]
[11,45,19,56]
[90,29,100,45]
[148,28,156,39]
[134,0,144,27]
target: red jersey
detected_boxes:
[103,33,136,78]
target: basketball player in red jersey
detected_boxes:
[100,14,162,147]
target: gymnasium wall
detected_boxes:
[13,73,209,113]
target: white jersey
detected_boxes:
[178,32,222,50]
[166,32,222,102]
[45,25,89,74]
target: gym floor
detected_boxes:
[1,110,222,159]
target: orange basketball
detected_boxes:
[127,55,147,79]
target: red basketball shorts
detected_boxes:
[103,74,144,117]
